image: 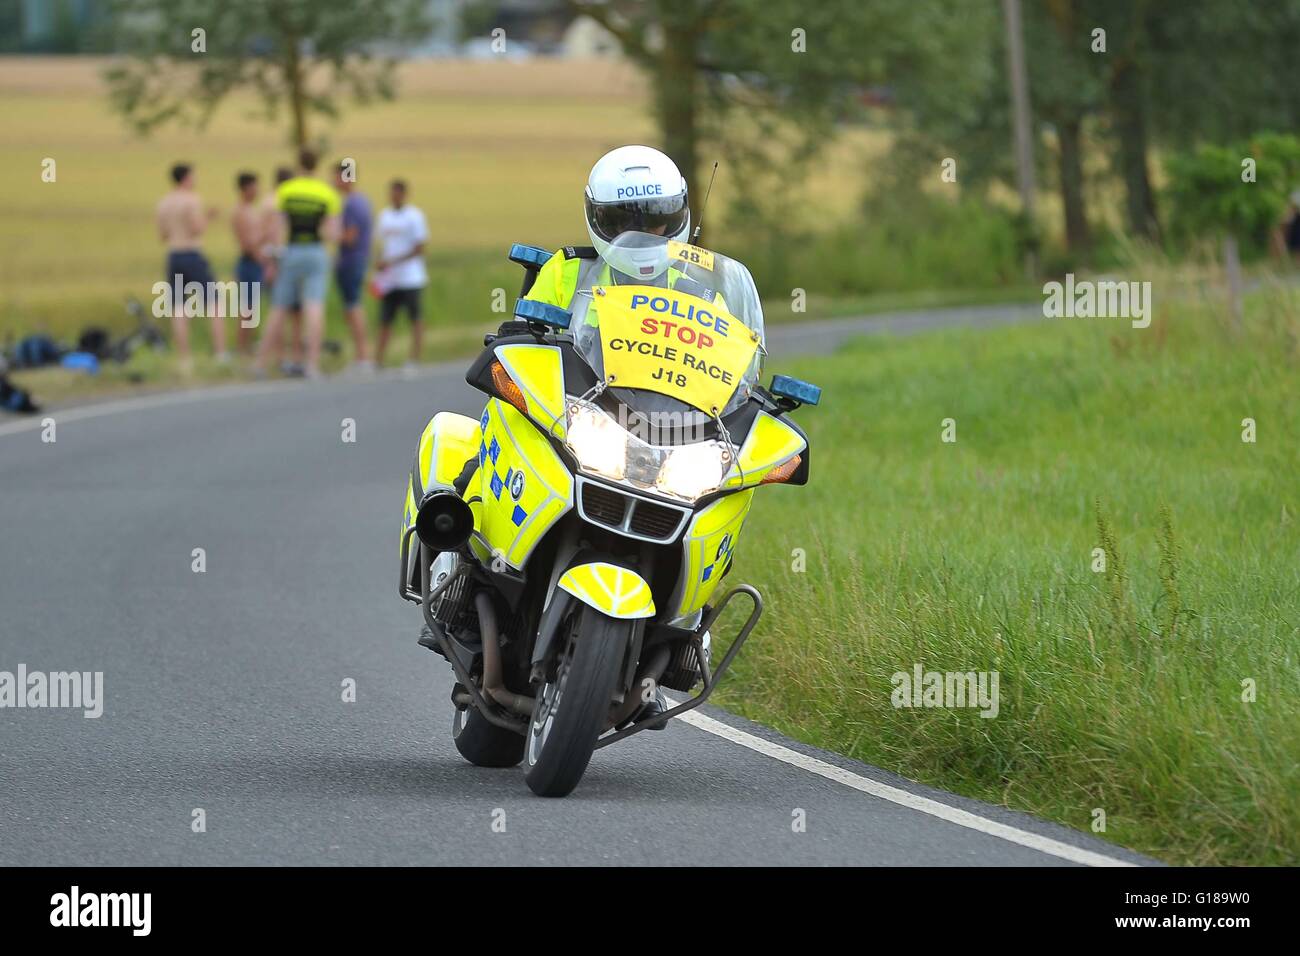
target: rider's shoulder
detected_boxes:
[558,245,598,261]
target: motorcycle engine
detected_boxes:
[429,551,474,628]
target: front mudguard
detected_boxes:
[532,557,654,669]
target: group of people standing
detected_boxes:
[155,149,429,378]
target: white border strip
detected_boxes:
[673,705,1138,867]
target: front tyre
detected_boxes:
[524,608,631,797]
[452,705,525,768]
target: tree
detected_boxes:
[888,0,1300,257]
[872,0,1110,258]
[1099,0,1161,241]
[565,0,963,223]
[1146,0,1300,147]
[1079,0,1300,244]
[1165,133,1300,327]
[104,0,430,150]
[1034,0,1106,254]
[568,0,710,203]
[1002,0,1038,279]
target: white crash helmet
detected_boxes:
[584,145,690,280]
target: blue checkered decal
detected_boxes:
[701,537,735,583]
[479,411,531,534]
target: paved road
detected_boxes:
[0,305,1153,866]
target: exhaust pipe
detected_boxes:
[415,490,474,552]
[475,591,535,716]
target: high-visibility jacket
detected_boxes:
[524,247,722,318]
[524,247,597,309]
[276,176,340,244]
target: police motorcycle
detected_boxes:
[398,231,821,796]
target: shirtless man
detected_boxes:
[156,163,225,371]
[231,172,264,354]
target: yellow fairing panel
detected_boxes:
[496,343,567,439]
[558,562,656,619]
[475,398,573,569]
[403,411,481,546]
[722,411,806,490]
[673,489,754,617]
[421,411,481,490]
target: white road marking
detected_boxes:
[672,704,1138,867]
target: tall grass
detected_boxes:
[718,256,1300,864]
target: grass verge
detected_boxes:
[715,267,1300,865]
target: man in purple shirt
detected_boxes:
[334,161,374,371]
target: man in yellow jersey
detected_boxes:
[255,149,340,379]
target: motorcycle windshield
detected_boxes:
[568,233,765,418]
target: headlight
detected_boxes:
[565,399,733,502]
[566,402,628,480]
[655,440,730,500]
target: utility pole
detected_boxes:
[1002,0,1038,279]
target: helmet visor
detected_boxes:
[585,190,689,243]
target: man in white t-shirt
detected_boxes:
[373,179,428,368]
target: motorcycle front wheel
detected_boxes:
[523,607,631,797]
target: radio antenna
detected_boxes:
[691,161,719,244]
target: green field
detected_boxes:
[1,56,919,401]
[0,58,647,356]
[717,271,1300,865]
[0,58,885,333]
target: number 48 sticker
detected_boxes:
[668,240,715,271]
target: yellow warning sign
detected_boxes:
[595,284,760,413]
